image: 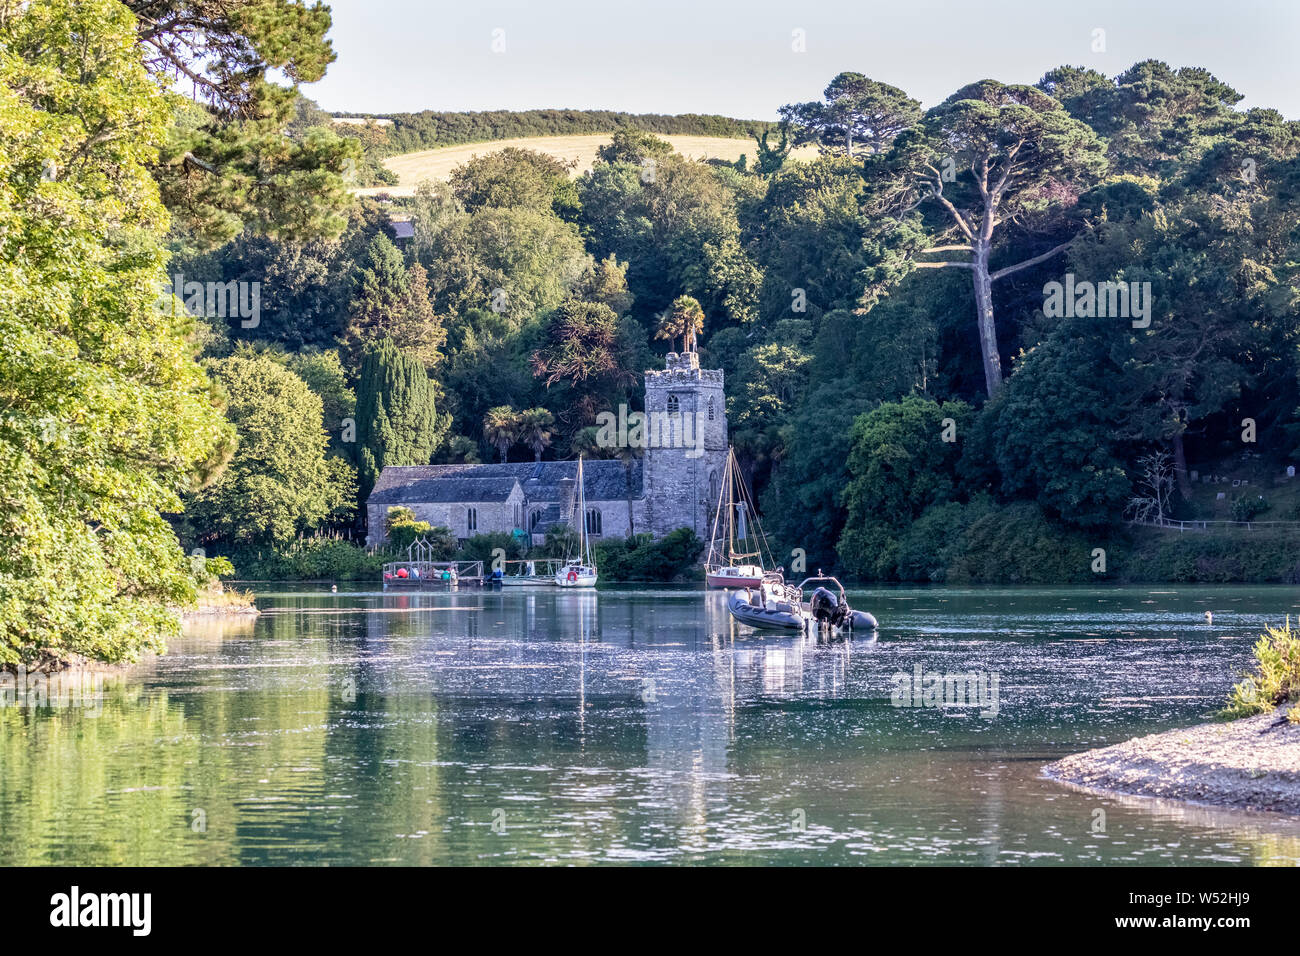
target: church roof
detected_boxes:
[368,474,520,505]
[368,460,643,506]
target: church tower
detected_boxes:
[641,351,728,540]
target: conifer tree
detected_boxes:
[354,340,444,499]
[342,235,446,367]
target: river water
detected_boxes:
[3,585,1299,866]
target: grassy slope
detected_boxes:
[354,134,819,196]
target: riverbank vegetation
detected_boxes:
[1222,621,1300,722]
[7,0,1300,666]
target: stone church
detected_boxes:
[365,351,728,547]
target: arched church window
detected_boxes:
[707,398,715,421]
[709,470,719,504]
[667,394,680,413]
[530,509,543,530]
[467,507,477,532]
[586,509,602,536]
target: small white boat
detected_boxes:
[707,563,765,589]
[499,559,562,586]
[555,456,598,588]
[556,562,598,588]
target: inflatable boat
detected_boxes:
[726,572,878,633]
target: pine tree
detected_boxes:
[342,235,446,367]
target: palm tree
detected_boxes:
[655,295,705,353]
[483,405,519,462]
[615,444,643,536]
[568,426,605,460]
[517,407,556,461]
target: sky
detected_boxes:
[304,0,1299,120]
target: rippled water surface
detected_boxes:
[4,585,1300,865]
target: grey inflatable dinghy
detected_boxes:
[727,572,877,632]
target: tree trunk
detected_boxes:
[1171,431,1193,501]
[971,242,1003,396]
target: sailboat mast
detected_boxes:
[576,456,586,564]
[733,450,743,561]
[727,450,738,561]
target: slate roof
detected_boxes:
[367,474,520,505]
[368,460,642,506]
[388,220,415,241]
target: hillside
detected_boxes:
[354,134,818,196]
[335,107,777,156]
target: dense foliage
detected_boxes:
[8,0,1300,666]
[168,60,1300,589]
[0,0,362,665]
[595,529,705,582]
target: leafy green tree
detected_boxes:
[173,229,353,350]
[286,349,356,450]
[384,507,455,554]
[355,340,444,497]
[880,80,1108,395]
[440,307,542,443]
[780,72,921,156]
[0,0,237,666]
[461,531,525,564]
[748,155,871,324]
[730,337,811,482]
[576,255,635,315]
[186,356,354,545]
[531,300,644,428]
[533,301,625,385]
[579,150,760,327]
[984,331,1132,528]
[440,435,483,465]
[752,127,792,175]
[837,396,973,577]
[594,528,704,582]
[1042,61,1245,178]
[596,129,675,165]
[449,147,577,216]
[423,206,591,325]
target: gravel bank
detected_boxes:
[1044,705,1300,815]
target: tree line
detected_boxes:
[331,107,778,158]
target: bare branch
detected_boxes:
[989,239,1073,282]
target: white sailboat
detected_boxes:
[556,456,598,588]
[705,448,772,588]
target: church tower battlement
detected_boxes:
[641,351,728,540]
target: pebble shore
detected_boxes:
[1044,705,1300,815]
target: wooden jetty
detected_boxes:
[382,538,487,588]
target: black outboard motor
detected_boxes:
[809,587,839,625]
